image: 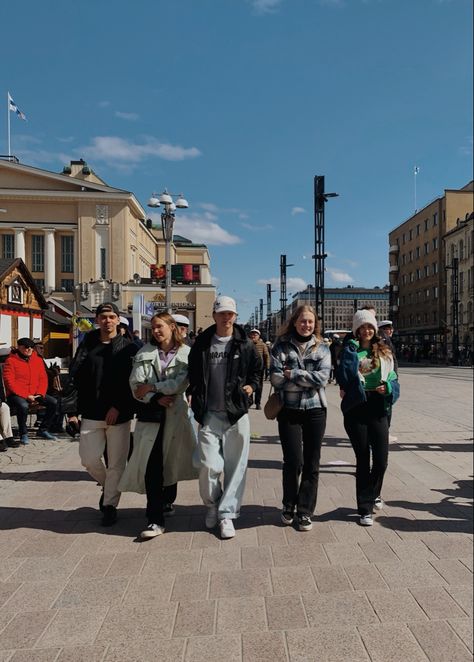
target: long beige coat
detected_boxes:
[118,343,198,493]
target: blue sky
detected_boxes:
[2,0,472,323]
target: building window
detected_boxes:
[60,278,74,292]
[402,254,406,265]
[459,303,464,325]
[433,286,438,299]
[424,265,429,277]
[424,242,429,255]
[33,278,45,291]
[416,224,420,236]
[459,240,464,260]
[410,272,414,283]
[424,218,429,231]
[1,234,14,259]
[402,274,407,285]
[409,229,413,240]
[433,310,437,322]
[100,248,107,279]
[459,272,464,294]
[433,212,438,226]
[433,262,438,274]
[424,312,428,323]
[426,289,430,299]
[416,247,420,259]
[409,250,413,262]
[402,233,406,244]
[416,268,421,280]
[468,301,473,324]
[31,235,44,272]
[433,237,438,250]
[61,236,74,273]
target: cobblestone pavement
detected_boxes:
[0,367,472,661]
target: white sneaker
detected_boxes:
[205,506,218,529]
[373,497,384,511]
[140,523,165,539]
[360,514,373,526]
[219,518,235,539]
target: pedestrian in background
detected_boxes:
[189,296,261,539]
[248,328,270,409]
[119,312,197,540]
[270,305,331,532]
[337,310,399,526]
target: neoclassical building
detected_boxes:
[0,157,215,337]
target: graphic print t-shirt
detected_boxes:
[208,335,232,412]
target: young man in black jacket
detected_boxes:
[68,302,137,526]
[188,296,261,539]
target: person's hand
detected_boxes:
[105,407,119,425]
[158,395,175,408]
[375,384,387,394]
[283,369,292,380]
[134,383,155,400]
[27,394,37,403]
[242,385,253,396]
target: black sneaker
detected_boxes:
[297,515,313,532]
[0,439,8,452]
[101,505,117,527]
[280,509,295,526]
[163,503,175,517]
[5,437,21,448]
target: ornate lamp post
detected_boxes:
[148,190,189,313]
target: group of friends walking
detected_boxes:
[9,296,399,539]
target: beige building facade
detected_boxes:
[0,157,216,341]
[388,181,473,358]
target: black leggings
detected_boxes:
[277,407,327,516]
[144,420,177,526]
[344,393,389,516]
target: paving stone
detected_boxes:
[241,545,273,568]
[271,542,328,567]
[358,623,428,662]
[121,572,174,605]
[257,525,288,546]
[430,558,473,585]
[216,596,266,633]
[0,559,25,582]
[344,564,388,590]
[190,531,221,550]
[171,572,209,601]
[423,535,473,560]
[270,566,317,595]
[39,607,108,647]
[409,586,467,619]
[0,610,56,650]
[200,547,241,571]
[388,539,438,562]
[323,542,369,565]
[286,626,369,661]
[0,583,21,609]
[242,631,288,661]
[141,548,201,575]
[69,553,115,579]
[311,565,352,593]
[173,599,216,637]
[209,568,272,598]
[366,589,428,623]
[103,638,185,662]
[184,634,241,662]
[3,580,65,612]
[448,619,473,653]
[409,620,472,662]
[95,604,177,644]
[265,594,306,630]
[358,541,400,563]
[376,559,447,588]
[52,576,130,608]
[285,522,337,544]
[8,649,61,661]
[459,556,473,572]
[303,592,377,628]
[446,585,473,616]
[105,552,146,577]
[56,645,107,661]
[330,522,374,544]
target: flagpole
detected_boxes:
[7,91,11,156]
[414,166,418,212]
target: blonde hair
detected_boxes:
[150,312,184,348]
[278,305,321,341]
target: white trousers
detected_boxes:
[198,412,250,520]
[79,418,131,508]
[0,402,13,440]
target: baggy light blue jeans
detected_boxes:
[198,411,250,520]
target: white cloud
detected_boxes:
[115,111,139,121]
[98,100,110,108]
[198,202,245,215]
[326,268,354,283]
[459,136,473,156]
[291,206,306,216]
[80,135,201,167]
[258,276,307,291]
[57,136,75,144]
[211,276,220,287]
[149,211,242,246]
[241,222,273,231]
[249,0,283,14]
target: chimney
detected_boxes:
[62,159,92,179]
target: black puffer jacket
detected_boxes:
[68,330,137,423]
[188,323,262,425]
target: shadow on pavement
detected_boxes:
[0,470,92,482]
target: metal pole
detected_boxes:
[280,254,287,325]
[266,284,272,339]
[451,257,459,364]
[162,210,175,314]
[259,299,264,331]
[314,176,326,329]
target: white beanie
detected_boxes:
[352,310,378,336]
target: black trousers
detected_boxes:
[277,407,327,516]
[144,419,177,526]
[344,393,389,516]
[254,370,264,407]
[7,394,57,436]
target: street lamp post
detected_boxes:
[314,176,338,331]
[446,255,460,365]
[148,190,189,314]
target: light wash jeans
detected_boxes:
[79,418,131,508]
[198,411,250,520]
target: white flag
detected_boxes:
[414,166,420,175]
[8,92,27,121]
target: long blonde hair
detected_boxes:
[277,305,322,341]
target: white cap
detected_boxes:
[333,334,340,339]
[352,310,378,335]
[213,295,237,314]
[172,314,190,327]
[378,320,393,328]
[249,328,260,335]
[119,316,129,326]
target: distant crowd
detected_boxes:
[1,298,399,537]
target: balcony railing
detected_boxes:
[389,265,399,273]
[389,244,399,253]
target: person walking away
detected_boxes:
[3,338,58,445]
[270,305,331,532]
[67,303,137,526]
[248,329,270,409]
[188,296,261,539]
[119,313,198,539]
[337,310,399,526]
[329,334,342,384]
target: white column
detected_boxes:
[72,229,79,284]
[44,228,56,292]
[15,228,26,260]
